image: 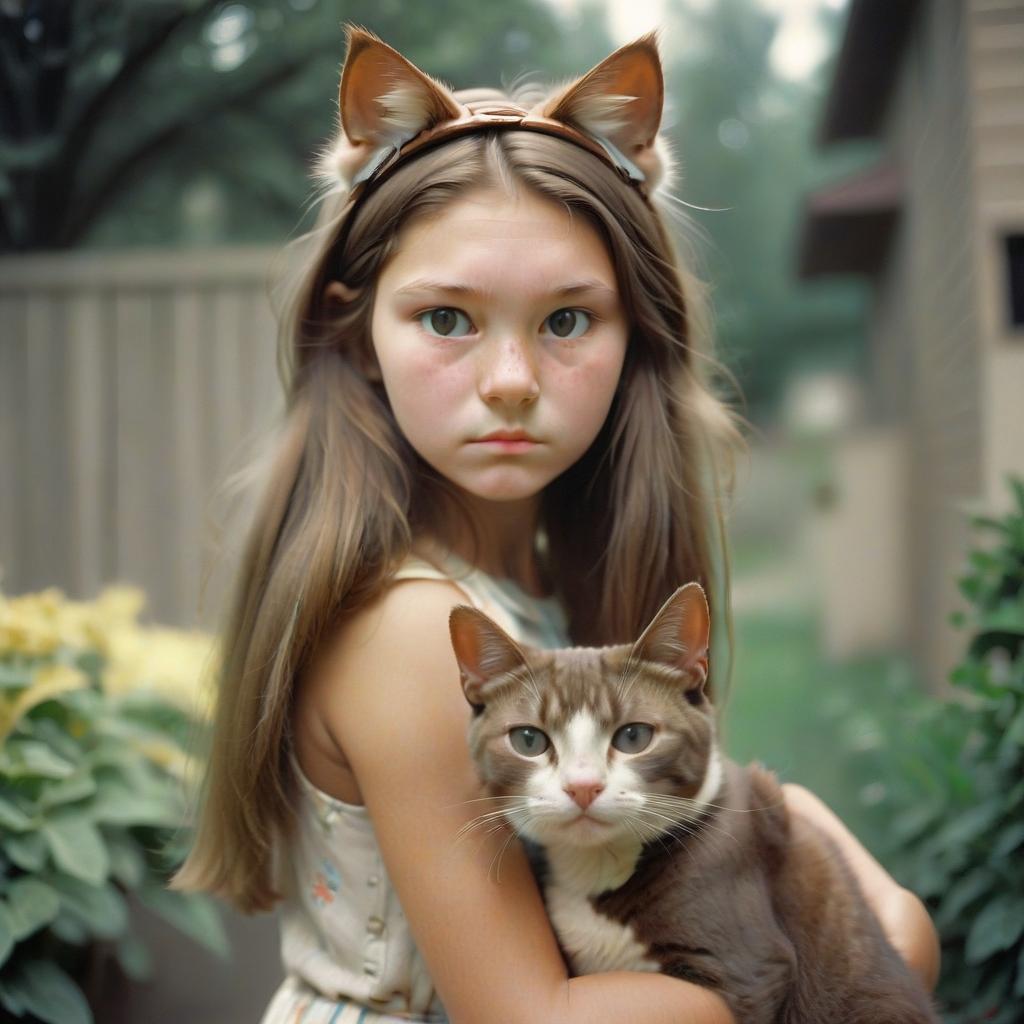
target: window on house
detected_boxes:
[1006,234,1024,331]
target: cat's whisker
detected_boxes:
[624,812,676,849]
[635,805,740,851]
[645,792,786,815]
[488,827,520,884]
[454,802,533,842]
[447,795,529,808]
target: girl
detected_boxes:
[174,27,939,1024]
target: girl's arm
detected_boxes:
[311,579,734,1024]
[782,783,941,990]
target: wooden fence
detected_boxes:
[0,246,285,629]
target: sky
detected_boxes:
[546,0,848,79]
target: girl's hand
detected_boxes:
[304,579,735,1024]
[782,783,941,990]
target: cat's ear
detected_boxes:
[449,606,530,708]
[532,31,667,190]
[319,25,463,190]
[632,583,710,693]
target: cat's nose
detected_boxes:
[564,781,604,810]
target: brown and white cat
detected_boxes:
[449,584,939,1024]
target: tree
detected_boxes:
[0,0,613,251]
[660,0,873,419]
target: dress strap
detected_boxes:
[390,554,454,584]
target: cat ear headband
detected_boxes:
[318,25,674,208]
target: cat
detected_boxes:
[448,583,940,1024]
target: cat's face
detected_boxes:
[450,584,720,849]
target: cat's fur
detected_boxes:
[449,584,939,1024]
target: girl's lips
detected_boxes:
[475,439,539,452]
[472,431,541,452]
[475,430,539,443]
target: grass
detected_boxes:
[720,606,913,856]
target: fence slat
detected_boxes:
[5,247,284,627]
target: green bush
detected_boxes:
[0,587,226,1024]
[844,479,1024,1023]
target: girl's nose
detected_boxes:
[478,334,540,407]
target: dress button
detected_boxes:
[367,916,385,936]
[363,962,378,978]
[367,875,380,887]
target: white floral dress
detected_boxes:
[259,550,570,1023]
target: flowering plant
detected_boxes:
[0,586,225,1024]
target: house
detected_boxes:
[797,0,1024,687]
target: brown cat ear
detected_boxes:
[632,583,710,692]
[534,32,665,186]
[449,606,530,707]
[320,25,463,190]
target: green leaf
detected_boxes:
[979,602,1024,635]
[0,793,33,831]
[115,934,153,982]
[935,868,996,931]
[1004,705,1024,749]
[3,830,47,871]
[89,775,183,828]
[934,799,1005,848]
[992,821,1024,858]
[0,741,75,780]
[0,661,34,689]
[1,959,92,1024]
[965,896,1024,964]
[50,910,88,945]
[0,902,14,969]
[1010,477,1024,514]
[0,976,26,1015]
[0,136,62,171]
[41,812,108,884]
[49,875,128,941]
[106,831,146,889]
[137,885,229,958]
[890,802,944,844]
[39,770,97,809]
[4,878,60,940]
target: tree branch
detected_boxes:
[59,47,332,246]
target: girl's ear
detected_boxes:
[322,26,463,190]
[534,32,666,189]
[449,606,530,708]
[631,582,709,694]
[324,280,362,306]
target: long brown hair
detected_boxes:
[172,127,742,913]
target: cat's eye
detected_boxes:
[509,726,550,757]
[544,308,591,339]
[612,723,654,754]
[419,307,473,338]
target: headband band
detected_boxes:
[348,100,652,203]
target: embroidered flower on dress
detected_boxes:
[310,858,341,908]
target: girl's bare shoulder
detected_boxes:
[303,575,473,740]
[317,575,468,677]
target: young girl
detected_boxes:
[174,27,939,1024]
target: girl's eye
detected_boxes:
[545,308,591,340]
[611,723,654,754]
[509,726,551,757]
[419,307,473,338]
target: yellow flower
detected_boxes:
[0,662,88,742]
[103,626,219,721]
[1,584,217,724]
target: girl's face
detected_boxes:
[370,187,629,508]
